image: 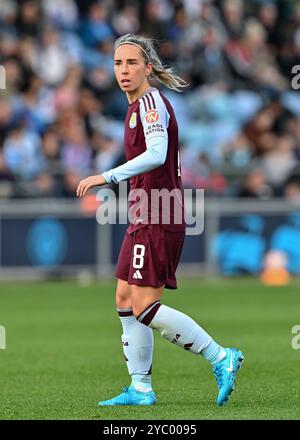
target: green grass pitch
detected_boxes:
[0,278,299,420]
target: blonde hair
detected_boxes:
[114,34,188,92]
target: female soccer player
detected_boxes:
[77,34,244,407]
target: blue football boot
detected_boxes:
[97,385,157,406]
[213,347,245,406]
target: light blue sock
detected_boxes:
[118,308,153,393]
[201,339,226,367]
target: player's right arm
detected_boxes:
[102,93,170,184]
[77,92,170,196]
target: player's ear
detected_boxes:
[145,63,153,78]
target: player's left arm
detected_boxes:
[77,96,169,196]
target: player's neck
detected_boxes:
[126,82,151,105]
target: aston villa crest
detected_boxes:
[129,112,137,128]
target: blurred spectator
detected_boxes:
[92,131,122,174]
[284,180,300,204]
[0,151,14,198]
[140,0,170,41]
[0,34,18,58]
[0,99,13,144]
[190,25,233,86]
[80,2,113,47]
[20,74,56,132]
[181,151,227,194]
[41,128,62,173]
[61,122,92,176]
[0,1,18,37]
[53,64,82,111]
[223,133,254,168]
[112,3,140,35]
[262,134,296,190]
[3,121,45,180]
[237,168,273,199]
[32,27,70,85]
[244,103,280,156]
[62,169,81,198]
[221,0,244,39]
[17,0,41,37]
[42,0,79,31]
[225,18,286,90]
[258,2,280,50]
[0,150,14,182]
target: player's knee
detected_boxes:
[116,284,131,309]
[116,293,131,309]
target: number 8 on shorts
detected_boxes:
[133,244,145,269]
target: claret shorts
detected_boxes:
[115,225,185,290]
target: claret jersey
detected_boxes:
[124,87,185,234]
[102,87,185,233]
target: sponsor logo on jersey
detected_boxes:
[145,109,159,123]
[145,123,165,136]
[129,112,137,128]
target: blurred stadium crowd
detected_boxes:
[0,0,300,200]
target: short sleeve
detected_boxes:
[139,91,170,145]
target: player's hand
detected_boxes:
[76,175,107,197]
